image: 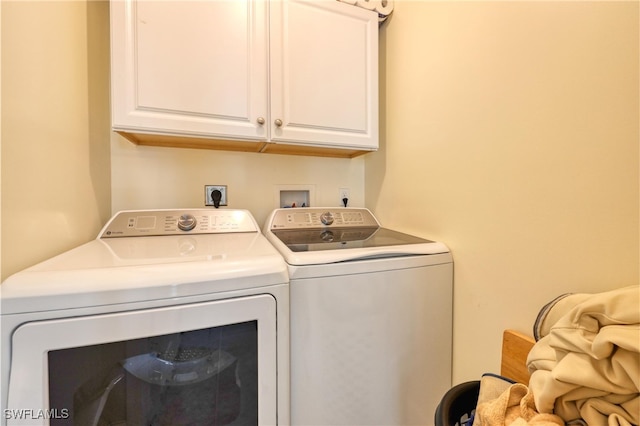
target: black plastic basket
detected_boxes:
[434,380,480,426]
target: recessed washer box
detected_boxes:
[275,185,315,208]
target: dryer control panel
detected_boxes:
[99,209,259,238]
[268,208,380,229]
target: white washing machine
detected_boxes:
[264,207,453,426]
[1,209,289,426]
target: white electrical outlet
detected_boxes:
[205,185,228,207]
[339,187,350,207]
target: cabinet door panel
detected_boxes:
[136,2,247,117]
[270,0,378,150]
[111,0,268,140]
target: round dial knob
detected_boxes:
[320,212,334,226]
[177,214,197,231]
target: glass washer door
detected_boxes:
[7,295,277,426]
[271,227,434,252]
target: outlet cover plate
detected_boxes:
[205,185,228,206]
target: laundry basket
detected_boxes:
[434,380,480,426]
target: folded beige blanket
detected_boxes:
[527,285,640,426]
[474,383,564,426]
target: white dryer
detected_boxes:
[264,207,453,425]
[1,209,289,426]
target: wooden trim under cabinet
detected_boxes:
[117,131,264,153]
[260,142,372,158]
[117,131,374,158]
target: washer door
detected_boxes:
[6,295,277,426]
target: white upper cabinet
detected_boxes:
[111,0,269,145]
[110,0,378,157]
[266,0,378,154]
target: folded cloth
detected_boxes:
[476,374,516,406]
[474,382,564,426]
[527,285,640,426]
[471,374,514,426]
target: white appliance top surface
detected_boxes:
[264,208,450,266]
[1,209,288,314]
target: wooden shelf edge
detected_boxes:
[116,131,375,159]
[500,329,536,385]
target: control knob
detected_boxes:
[320,211,334,226]
[177,214,197,231]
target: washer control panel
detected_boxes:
[100,209,258,238]
[269,208,380,229]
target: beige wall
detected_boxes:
[367,1,640,383]
[1,1,112,280]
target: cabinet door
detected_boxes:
[111,0,268,141]
[269,0,378,150]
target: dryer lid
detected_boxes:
[1,210,287,314]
